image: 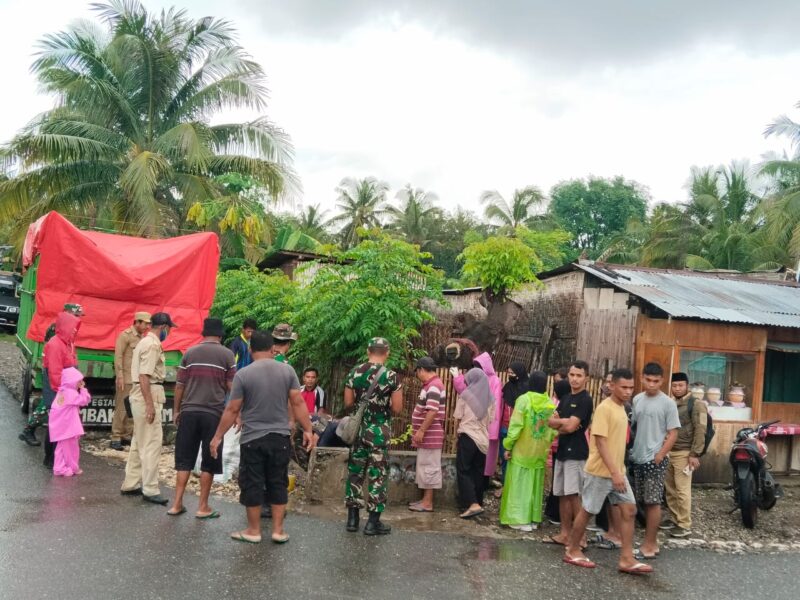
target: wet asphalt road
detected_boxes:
[1,386,798,600]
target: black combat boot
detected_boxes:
[346,507,360,532]
[19,428,40,447]
[363,511,391,536]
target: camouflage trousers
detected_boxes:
[345,424,390,513]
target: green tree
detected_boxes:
[0,1,294,243]
[549,176,649,256]
[384,184,441,247]
[210,267,298,343]
[328,176,389,248]
[762,105,800,261]
[292,232,444,372]
[514,226,572,272]
[480,186,545,229]
[295,204,330,240]
[459,236,540,300]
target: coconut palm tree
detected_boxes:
[295,204,330,240]
[0,0,295,246]
[328,176,388,248]
[479,186,545,230]
[384,184,441,247]
[762,105,800,262]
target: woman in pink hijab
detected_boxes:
[453,352,503,477]
[49,367,91,476]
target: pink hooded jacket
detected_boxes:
[48,367,91,442]
[44,312,80,391]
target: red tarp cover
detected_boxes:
[23,212,219,352]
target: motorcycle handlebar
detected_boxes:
[758,420,780,430]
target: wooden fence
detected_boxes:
[324,367,606,454]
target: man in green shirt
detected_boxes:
[271,323,297,363]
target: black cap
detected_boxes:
[672,372,689,383]
[415,356,437,371]
[151,312,177,327]
[202,318,224,337]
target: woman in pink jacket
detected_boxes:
[49,367,91,477]
[453,352,503,477]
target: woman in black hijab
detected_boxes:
[498,361,529,487]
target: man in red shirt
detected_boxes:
[300,367,325,415]
[409,356,446,513]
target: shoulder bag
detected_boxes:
[339,366,386,446]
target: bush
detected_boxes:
[459,236,540,299]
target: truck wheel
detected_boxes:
[739,472,757,529]
[20,363,32,414]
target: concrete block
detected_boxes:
[307,448,460,508]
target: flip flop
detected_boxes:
[271,533,290,544]
[594,534,621,550]
[459,508,484,519]
[408,505,434,513]
[196,510,220,520]
[634,549,658,560]
[542,535,567,546]
[167,506,187,516]
[619,562,653,575]
[230,531,261,544]
[562,555,596,569]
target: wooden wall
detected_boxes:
[634,314,767,417]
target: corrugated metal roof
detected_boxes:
[575,263,800,329]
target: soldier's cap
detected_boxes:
[151,312,177,327]
[368,337,390,350]
[414,356,437,371]
[134,311,151,323]
[272,323,298,341]
[63,303,85,316]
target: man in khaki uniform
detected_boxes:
[663,371,708,538]
[110,312,151,451]
[120,312,176,505]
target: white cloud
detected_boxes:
[1,0,798,223]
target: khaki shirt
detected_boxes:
[114,326,143,385]
[132,331,166,389]
[672,394,708,456]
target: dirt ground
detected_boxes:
[3,339,799,553]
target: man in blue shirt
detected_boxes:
[229,318,257,371]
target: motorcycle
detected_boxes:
[729,419,784,528]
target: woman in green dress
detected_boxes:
[500,370,557,531]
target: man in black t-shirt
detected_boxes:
[546,360,594,546]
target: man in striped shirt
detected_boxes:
[168,318,236,518]
[409,356,446,513]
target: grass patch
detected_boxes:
[0,331,16,344]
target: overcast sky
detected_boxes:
[1,0,799,217]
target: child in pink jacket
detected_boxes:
[48,367,91,477]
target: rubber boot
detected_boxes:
[363,511,391,536]
[346,507,360,532]
[19,428,40,447]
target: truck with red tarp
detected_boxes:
[16,212,219,426]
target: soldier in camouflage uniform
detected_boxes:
[344,337,403,535]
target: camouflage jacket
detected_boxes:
[345,361,401,428]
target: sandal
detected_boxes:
[271,533,290,544]
[595,534,621,550]
[408,504,433,513]
[459,508,484,519]
[230,531,261,544]
[542,535,567,546]
[196,510,220,519]
[619,562,653,575]
[167,506,187,516]
[562,555,596,569]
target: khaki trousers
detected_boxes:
[110,383,133,442]
[665,449,692,529]
[121,385,165,497]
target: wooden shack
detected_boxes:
[513,261,800,483]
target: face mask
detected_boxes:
[159,328,169,342]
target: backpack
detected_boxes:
[688,397,715,457]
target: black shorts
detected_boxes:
[174,411,223,474]
[238,433,291,507]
